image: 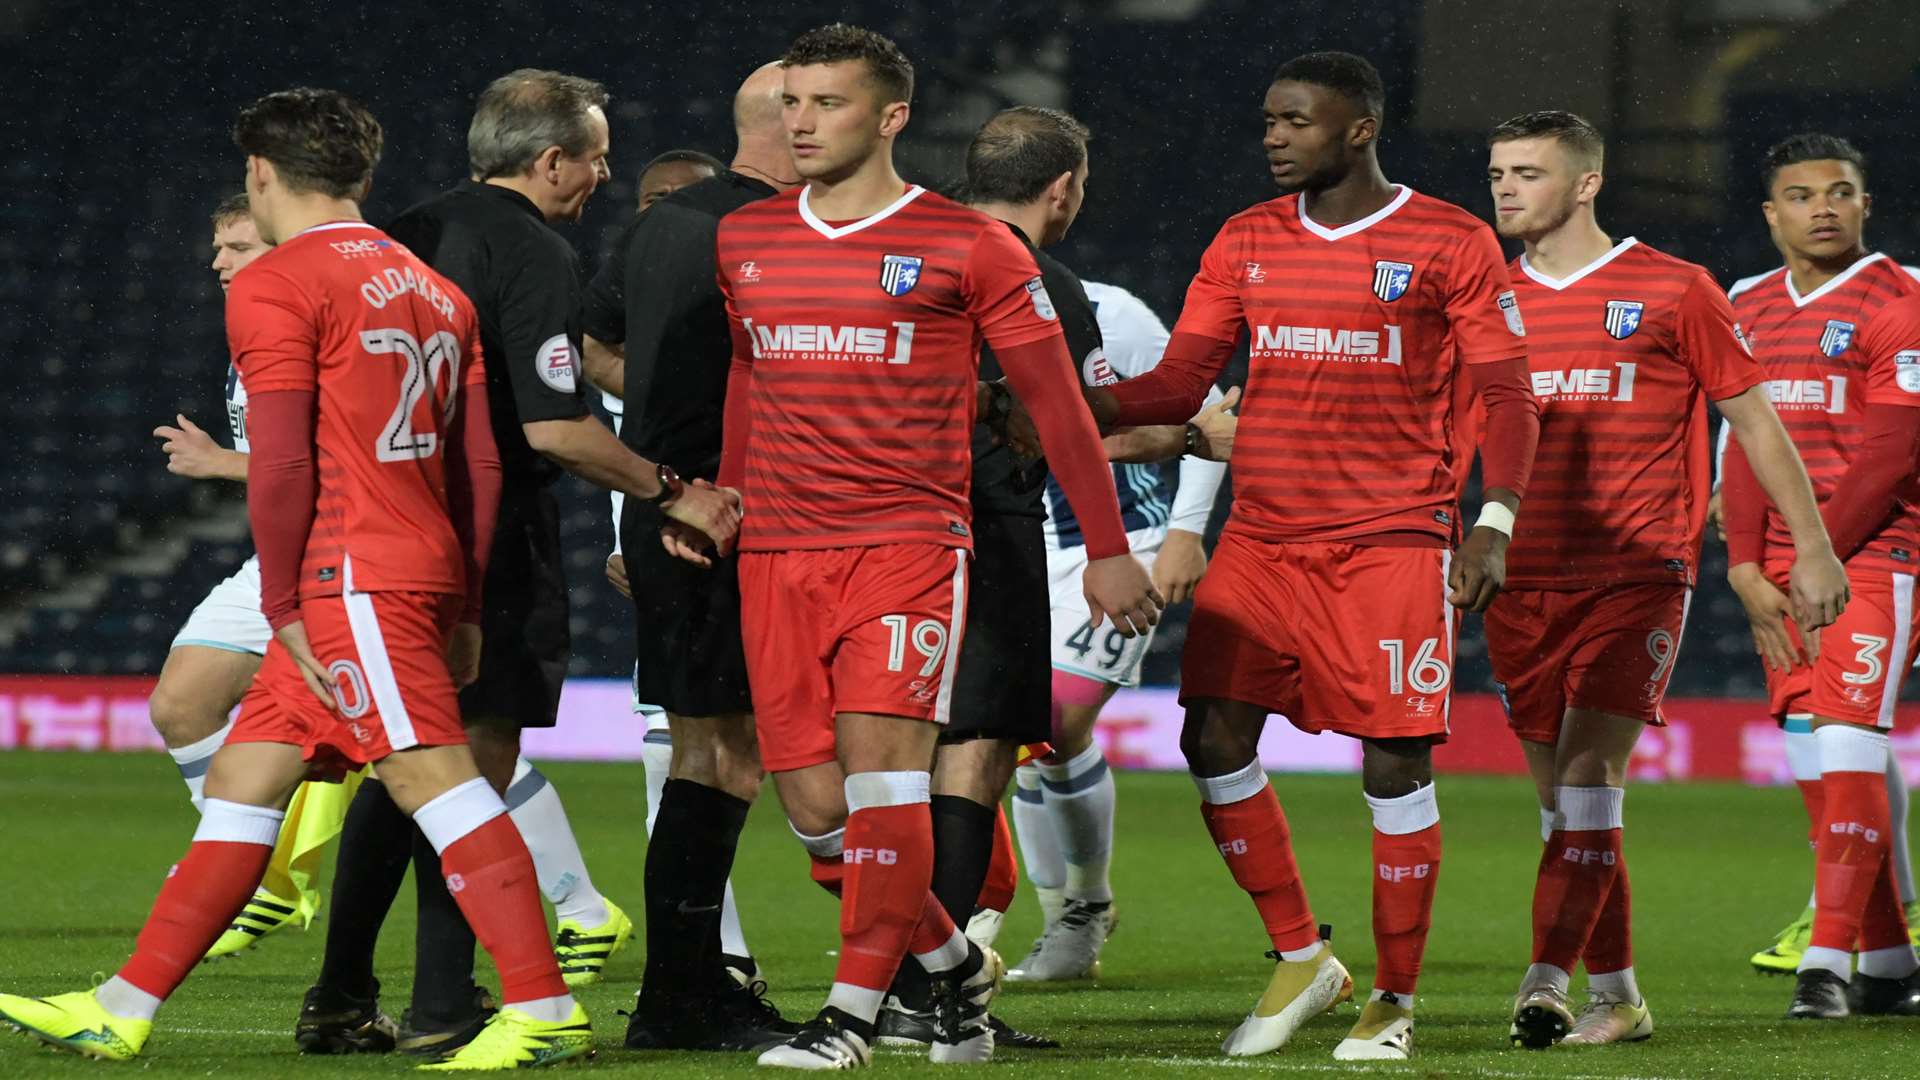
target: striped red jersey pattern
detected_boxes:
[1503,239,1763,589]
[1860,294,1920,494]
[715,185,1064,552]
[1170,186,1527,544]
[227,221,487,598]
[1730,253,1920,575]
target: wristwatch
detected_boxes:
[1184,422,1202,455]
[647,464,684,507]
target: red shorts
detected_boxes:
[739,544,970,773]
[1763,565,1919,730]
[227,587,466,780]
[1181,534,1454,740]
[1484,583,1687,745]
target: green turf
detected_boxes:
[0,751,1914,1077]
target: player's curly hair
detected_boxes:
[782,23,914,105]
[1762,132,1865,196]
[1488,110,1605,172]
[961,106,1091,206]
[1272,51,1386,123]
[232,88,383,199]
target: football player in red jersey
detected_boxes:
[710,24,1159,1069]
[0,89,599,1070]
[1083,51,1539,1061]
[1789,290,1920,1018]
[1482,111,1845,1048]
[1720,133,1920,1017]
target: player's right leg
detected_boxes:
[1790,570,1920,1018]
[748,545,997,1070]
[154,562,334,959]
[1,669,312,1061]
[1171,535,1348,1058]
[1490,584,1681,1048]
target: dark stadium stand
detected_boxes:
[4,2,1917,703]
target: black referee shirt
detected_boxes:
[386,181,590,493]
[582,169,779,480]
[972,222,1106,519]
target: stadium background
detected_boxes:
[3,0,1919,772]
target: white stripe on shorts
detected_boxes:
[341,556,419,750]
[1880,573,1915,730]
[932,550,969,727]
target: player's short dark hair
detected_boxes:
[468,69,610,180]
[782,23,914,105]
[1762,132,1866,196]
[1272,51,1386,122]
[1488,110,1605,172]
[209,192,251,228]
[639,149,724,185]
[960,106,1091,206]
[232,88,383,199]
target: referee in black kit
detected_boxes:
[579,61,799,1054]
[296,69,740,1059]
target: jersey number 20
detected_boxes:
[362,328,461,462]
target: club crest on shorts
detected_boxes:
[1604,299,1644,340]
[879,254,923,296]
[1819,319,1855,358]
[1372,259,1414,302]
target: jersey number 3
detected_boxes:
[362,328,461,462]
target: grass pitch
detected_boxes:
[0,751,1915,1078]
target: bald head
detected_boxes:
[733,61,786,139]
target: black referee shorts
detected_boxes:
[944,511,1051,745]
[460,490,570,730]
[620,496,753,718]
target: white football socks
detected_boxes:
[1011,765,1066,925]
[505,757,609,928]
[166,719,233,813]
[1038,744,1117,904]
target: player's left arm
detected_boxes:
[1815,298,1920,562]
[1444,226,1539,612]
[227,271,333,707]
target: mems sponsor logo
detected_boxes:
[1530,363,1637,402]
[1252,323,1403,365]
[1764,376,1848,414]
[742,319,917,365]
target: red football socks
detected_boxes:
[437,812,569,1005]
[1367,785,1443,997]
[1795,778,1826,847]
[1584,858,1635,975]
[1809,767,1892,954]
[977,803,1018,914]
[1198,771,1319,955]
[834,777,939,998]
[1530,787,1626,974]
[118,840,273,999]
